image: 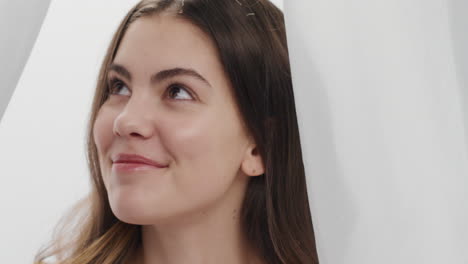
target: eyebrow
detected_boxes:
[108,63,212,87]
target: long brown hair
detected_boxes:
[34,0,319,263]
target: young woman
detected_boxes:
[35,0,319,263]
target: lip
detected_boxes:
[112,153,168,168]
[112,163,164,173]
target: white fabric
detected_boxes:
[284,1,468,263]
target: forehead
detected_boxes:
[114,14,222,75]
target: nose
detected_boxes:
[113,96,155,140]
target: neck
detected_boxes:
[133,179,264,264]
[140,220,254,264]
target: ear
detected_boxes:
[241,143,265,177]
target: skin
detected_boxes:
[93,13,265,264]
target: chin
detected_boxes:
[108,190,158,225]
[111,203,158,225]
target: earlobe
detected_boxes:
[241,145,265,177]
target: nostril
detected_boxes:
[252,148,258,155]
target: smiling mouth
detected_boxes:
[112,153,168,168]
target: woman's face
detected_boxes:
[93,14,259,225]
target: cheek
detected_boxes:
[162,110,246,201]
[93,107,116,181]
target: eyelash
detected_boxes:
[106,77,195,101]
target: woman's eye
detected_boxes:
[106,78,193,101]
[166,84,194,101]
[108,78,131,96]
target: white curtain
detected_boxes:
[284,0,468,263]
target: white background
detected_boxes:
[0,0,283,263]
